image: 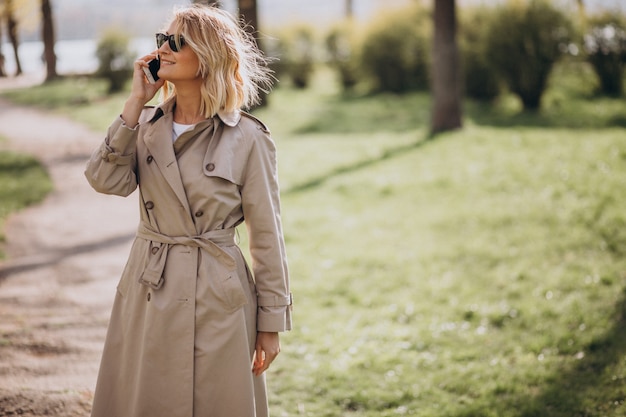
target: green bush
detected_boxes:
[584,13,626,97]
[95,29,135,94]
[359,5,430,93]
[485,0,573,110]
[325,21,361,91]
[459,7,500,101]
[272,25,316,89]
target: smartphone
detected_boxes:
[142,58,160,84]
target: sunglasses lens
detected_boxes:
[168,38,178,52]
[155,33,166,48]
[170,36,184,52]
[155,33,184,52]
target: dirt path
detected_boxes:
[0,77,138,416]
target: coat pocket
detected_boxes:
[217,273,249,312]
[199,251,248,313]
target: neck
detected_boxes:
[174,105,204,125]
[173,81,206,124]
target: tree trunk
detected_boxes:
[238,0,267,107]
[6,0,22,76]
[430,0,462,134]
[0,18,6,77]
[345,0,353,19]
[239,0,258,34]
[41,0,58,81]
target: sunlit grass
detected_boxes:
[267,125,626,417]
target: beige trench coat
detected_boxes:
[85,97,292,417]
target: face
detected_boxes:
[157,22,201,84]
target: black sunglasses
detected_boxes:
[155,33,186,52]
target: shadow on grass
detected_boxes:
[465,97,626,130]
[294,92,430,135]
[283,134,433,195]
[291,89,626,135]
[0,233,134,281]
[455,287,626,417]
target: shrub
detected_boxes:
[584,13,626,97]
[325,21,361,91]
[272,25,316,89]
[459,6,500,101]
[95,29,135,94]
[359,5,430,93]
[485,0,573,110]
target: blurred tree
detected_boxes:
[96,29,135,94]
[486,0,571,110]
[346,0,353,19]
[360,6,430,93]
[584,13,626,96]
[41,0,57,81]
[238,0,268,107]
[239,0,258,31]
[0,16,6,77]
[431,0,462,134]
[459,6,499,101]
[326,21,360,91]
[5,0,22,75]
[274,24,315,89]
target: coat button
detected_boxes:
[205,163,215,172]
[147,292,151,302]
[151,246,159,255]
[147,155,154,163]
[145,201,154,209]
[195,210,204,217]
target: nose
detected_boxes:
[158,42,171,54]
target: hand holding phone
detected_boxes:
[142,58,160,84]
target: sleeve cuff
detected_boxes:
[100,116,139,163]
[257,305,292,332]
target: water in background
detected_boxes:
[1,38,154,76]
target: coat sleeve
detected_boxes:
[241,127,292,333]
[84,116,140,197]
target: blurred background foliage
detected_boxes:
[255,0,625,111]
[584,11,626,96]
[84,0,626,113]
[95,28,136,93]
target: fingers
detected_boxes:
[252,332,281,376]
[136,52,159,66]
[128,53,164,102]
[134,54,158,77]
[252,346,265,376]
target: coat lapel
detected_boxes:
[139,100,241,220]
[143,111,191,215]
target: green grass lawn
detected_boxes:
[0,149,52,256]
[2,63,626,416]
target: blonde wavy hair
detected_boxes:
[161,5,273,117]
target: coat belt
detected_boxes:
[136,224,237,290]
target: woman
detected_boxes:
[85,5,292,417]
